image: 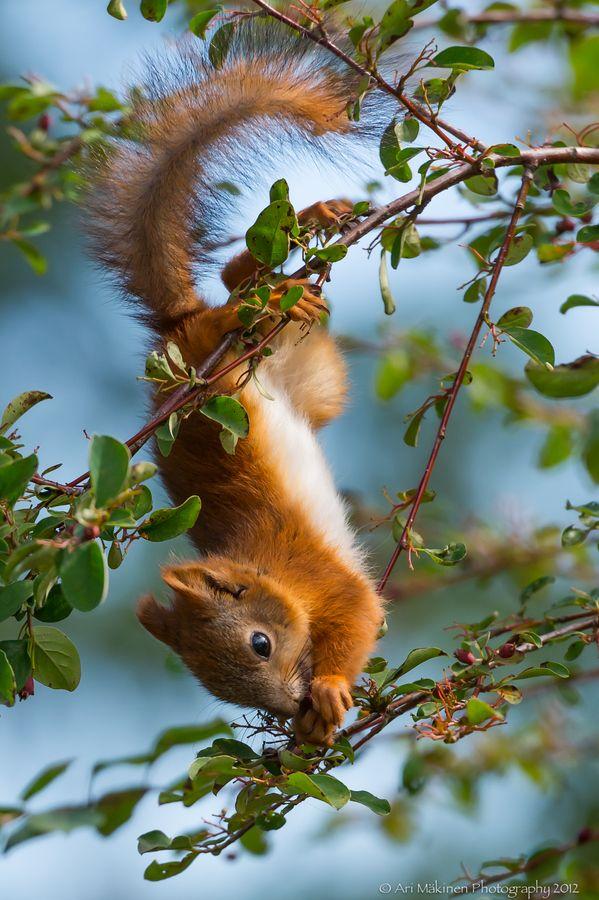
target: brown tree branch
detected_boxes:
[377,164,537,593]
[413,7,599,31]
[55,143,598,492]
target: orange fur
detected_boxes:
[86,22,384,744]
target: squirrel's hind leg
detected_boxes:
[264,326,348,429]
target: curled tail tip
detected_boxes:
[84,17,383,329]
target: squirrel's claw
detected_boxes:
[310,674,353,726]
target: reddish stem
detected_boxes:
[376,165,536,594]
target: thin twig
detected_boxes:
[250,0,484,156]
[377,164,537,593]
[412,8,599,31]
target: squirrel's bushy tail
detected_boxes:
[86,19,377,330]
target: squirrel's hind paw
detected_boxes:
[269,278,329,324]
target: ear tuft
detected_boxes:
[136,594,177,649]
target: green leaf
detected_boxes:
[537,243,574,263]
[189,7,221,38]
[560,294,599,314]
[378,1,414,50]
[514,662,570,680]
[0,639,31,690]
[256,811,286,831]
[89,435,130,507]
[489,143,520,157]
[269,179,290,203]
[21,760,71,801]
[396,117,419,143]
[153,719,231,758]
[525,355,599,398]
[502,327,555,369]
[385,647,446,684]
[422,542,467,566]
[11,239,47,275]
[520,575,555,604]
[0,453,37,505]
[577,224,599,243]
[279,285,304,312]
[245,200,297,267]
[34,584,72,624]
[561,526,586,547]
[88,87,123,113]
[583,411,599,483]
[503,232,533,266]
[139,0,167,22]
[139,495,201,542]
[4,807,102,851]
[552,188,595,218]
[350,790,391,816]
[497,306,533,329]
[431,46,494,71]
[281,772,350,809]
[376,351,411,400]
[0,649,16,706]
[200,396,249,438]
[32,626,81,691]
[208,22,235,69]
[144,853,196,881]
[465,173,498,196]
[310,244,348,263]
[565,640,585,662]
[538,426,572,468]
[379,251,396,316]
[138,830,171,854]
[239,826,268,855]
[107,0,127,19]
[0,580,33,622]
[0,391,52,434]
[509,20,552,52]
[279,750,315,772]
[96,787,147,836]
[464,278,486,304]
[403,408,426,447]
[466,697,502,725]
[155,412,180,457]
[60,540,108,612]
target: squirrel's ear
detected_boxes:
[162,562,247,602]
[136,595,178,650]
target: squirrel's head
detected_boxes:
[137,558,312,719]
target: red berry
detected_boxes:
[498,643,516,659]
[455,648,476,665]
[578,827,593,845]
[18,676,35,701]
[38,113,52,131]
[556,218,575,234]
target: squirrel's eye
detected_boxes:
[250,631,271,659]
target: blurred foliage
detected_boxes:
[0,0,598,889]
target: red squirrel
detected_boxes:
[86,20,384,745]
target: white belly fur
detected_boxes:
[248,374,366,574]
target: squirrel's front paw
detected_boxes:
[311,675,353,727]
[293,676,353,747]
[293,707,336,748]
